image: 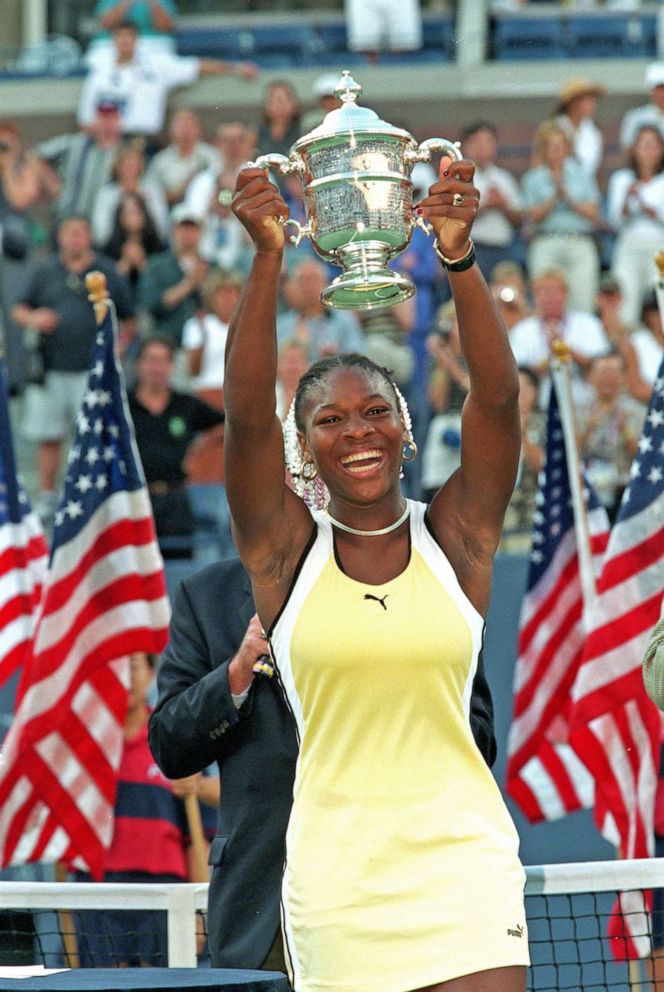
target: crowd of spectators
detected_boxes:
[3,4,664,594]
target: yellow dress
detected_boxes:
[269,500,529,992]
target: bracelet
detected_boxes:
[434,239,476,273]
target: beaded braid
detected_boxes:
[283,401,330,510]
[282,378,416,509]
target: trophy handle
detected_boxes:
[250,152,305,175]
[407,138,463,238]
[405,137,462,165]
[282,217,312,246]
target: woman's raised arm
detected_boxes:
[224,169,313,597]
[421,159,521,613]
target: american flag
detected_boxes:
[506,382,610,821]
[568,358,664,959]
[0,293,170,879]
[0,356,48,686]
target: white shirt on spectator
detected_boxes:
[631,328,664,386]
[91,178,170,246]
[184,166,220,216]
[471,163,522,247]
[555,115,604,179]
[606,169,664,239]
[146,142,222,202]
[181,312,228,392]
[78,53,201,136]
[509,310,610,406]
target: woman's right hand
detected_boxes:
[232,167,288,254]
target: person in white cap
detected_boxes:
[301,73,343,132]
[619,62,664,149]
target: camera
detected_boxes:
[498,286,517,304]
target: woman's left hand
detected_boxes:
[418,157,479,259]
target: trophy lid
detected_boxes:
[294,70,415,150]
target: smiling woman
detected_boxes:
[223,159,527,992]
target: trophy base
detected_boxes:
[321,269,414,310]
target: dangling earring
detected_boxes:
[282,400,330,510]
[402,439,418,462]
[302,458,318,480]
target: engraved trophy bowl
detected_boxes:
[249,70,462,311]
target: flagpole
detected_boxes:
[549,340,597,612]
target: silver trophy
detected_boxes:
[250,70,461,311]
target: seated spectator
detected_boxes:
[257,80,302,161]
[595,280,663,407]
[35,103,123,227]
[509,268,609,408]
[521,120,601,314]
[277,258,365,361]
[606,125,664,330]
[185,121,257,216]
[12,215,135,525]
[394,176,443,396]
[0,120,58,230]
[489,261,531,334]
[554,79,606,181]
[595,273,632,346]
[102,191,166,299]
[181,269,241,410]
[276,339,310,420]
[420,301,468,502]
[0,120,59,391]
[627,292,664,404]
[92,143,169,248]
[356,297,415,390]
[576,352,644,522]
[499,366,545,555]
[128,335,224,571]
[139,204,209,346]
[183,124,257,271]
[73,650,218,967]
[619,62,664,150]
[78,21,257,145]
[345,0,422,61]
[301,73,343,132]
[146,109,221,208]
[189,168,254,276]
[181,271,240,566]
[458,121,523,279]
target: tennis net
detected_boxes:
[1,860,664,985]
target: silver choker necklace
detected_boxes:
[326,501,410,537]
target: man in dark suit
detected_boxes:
[148,556,498,970]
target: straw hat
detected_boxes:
[557,79,606,111]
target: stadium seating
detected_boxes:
[491,9,658,62]
[492,16,567,61]
[565,14,650,59]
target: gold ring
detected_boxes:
[452,193,464,207]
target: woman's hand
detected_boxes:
[419,157,479,260]
[232,167,289,255]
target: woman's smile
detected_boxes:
[339,448,386,474]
